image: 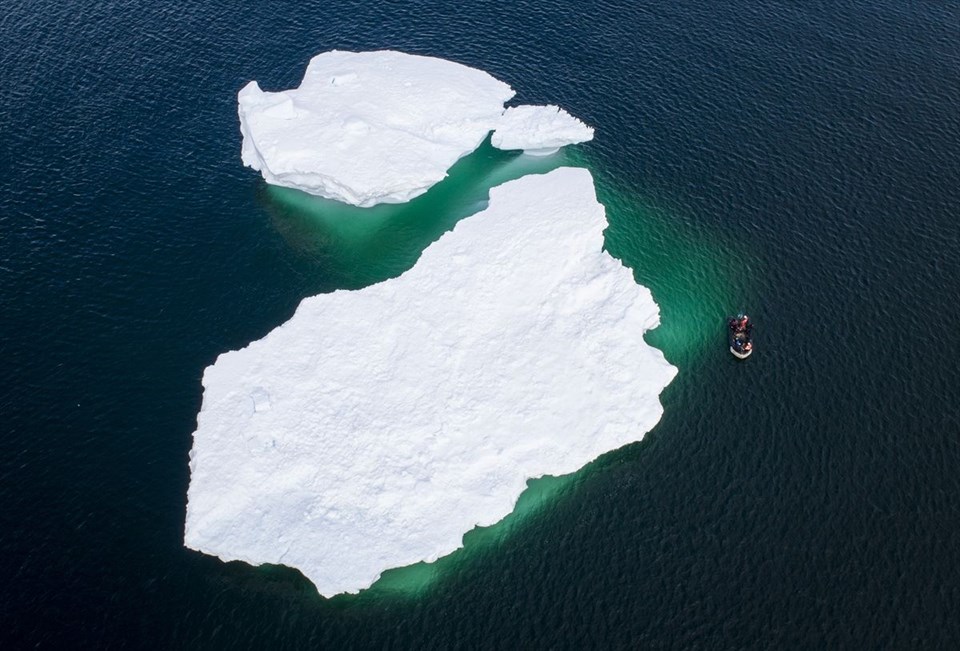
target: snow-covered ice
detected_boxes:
[238,50,594,207]
[238,50,514,207]
[184,167,677,597]
[492,105,594,156]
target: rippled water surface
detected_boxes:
[3,0,960,648]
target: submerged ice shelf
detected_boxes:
[184,168,677,597]
[239,50,593,206]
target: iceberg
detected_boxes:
[238,50,515,207]
[238,50,594,207]
[492,105,595,156]
[184,167,677,597]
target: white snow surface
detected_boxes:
[238,50,515,207]
[491,105,595,156]
[184,167,677,597]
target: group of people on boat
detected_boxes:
[728,313,753,357]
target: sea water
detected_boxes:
[3,0,960,647]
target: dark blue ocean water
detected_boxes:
[3,1,960,648]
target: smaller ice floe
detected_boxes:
[239,50,514,207]
[491,105,594,156]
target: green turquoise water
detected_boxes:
[260,142,568,291]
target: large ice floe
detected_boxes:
[185,167,677,596]
[238,50,593,206]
